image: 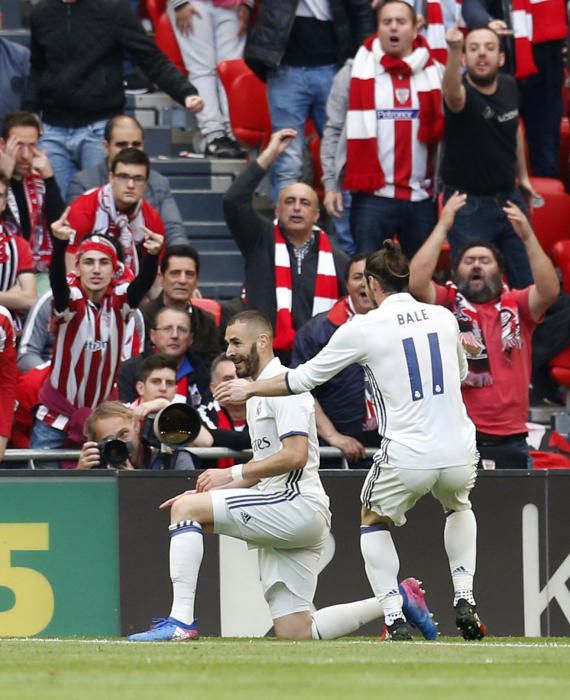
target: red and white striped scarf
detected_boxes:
[343,33,444,194]
[7,173,51,272]
[511,0,538,78]
[529,0,567,43]
[94,183,145,274]
[273,223,339,351]
[424,0,448,64]
[447,282,522,387]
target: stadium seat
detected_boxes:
[217,59,325,198]
[146,0,187,76]
[529,176,565,196]
[551,240,570,294]
[530,190,570,256]
[217,59,272,149]
[192,297,222,326]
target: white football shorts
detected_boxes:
[211,487,330,618]
[361,461,478,527]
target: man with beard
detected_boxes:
[214,250,482,641]
[441,25,539,289]
[129,310,438,642]
[409,193,559,465]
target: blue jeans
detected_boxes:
[443,186,533,289]
[30,419,66,469]
[267,64,338,202]
[39,119,107,200]
[350,194,437,258]
[332,191,355,255]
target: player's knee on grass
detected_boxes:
[273,611,313,640]
[266,582,313,639]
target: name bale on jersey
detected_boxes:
[397,309,430,325]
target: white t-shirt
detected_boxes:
[287,293,477,469]
[247,357,328,503]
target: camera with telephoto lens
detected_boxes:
[98,437,131,468]
[141,403,202,451]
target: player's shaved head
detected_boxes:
[227,310,274,341]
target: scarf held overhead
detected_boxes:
[344,34,444,194]
[273,223,338,351]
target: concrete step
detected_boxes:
[173,190,225,222]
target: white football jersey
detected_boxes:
[288,293,477,469]
[247,357,328,503]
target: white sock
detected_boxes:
[360,526,403,625]
[311,598,383,639]
[168,520,203,625]
[444,510,477,606]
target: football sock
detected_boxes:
[168,520,203,625]
[360,526,403,624]
[311,598,382,639]
[444,510,477,606]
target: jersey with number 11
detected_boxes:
[288,293,477,469]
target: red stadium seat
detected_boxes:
[217,59,272,149]
[192,297,222,326]
[144,0,187,75]
[530,190,570,256]
[560,117,570,191]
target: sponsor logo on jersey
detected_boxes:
[84,339,109,351]
[252,437,271,451]
[240,511,251,525]
[377,109,419,120]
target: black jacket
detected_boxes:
[244,0,375,81]
[23,0,197,126]
[222,160,348,335]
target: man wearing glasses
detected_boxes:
[118,305,210,410]
[64,148,164,275]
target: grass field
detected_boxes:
[2,637,570,700]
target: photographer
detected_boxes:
[77,401,205,470]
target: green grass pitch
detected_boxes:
[1,637,570,700]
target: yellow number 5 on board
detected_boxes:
[0,524,55,636]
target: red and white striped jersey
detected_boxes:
[0,223,34,292]
[36,281,133,431]
[0,305,18,438]
[373,65,443,202]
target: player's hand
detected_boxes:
[0,135,17,178]
[50,206,75,241]
[77,441,102,469]
[324,191,344,219]
[185,95,205,113]
[31,146,53,178]
[503,200,533,241]
[446,22,464,50]
[196,468,233,493]
[142,227,164,255]
[327,433,366,462]
[237,4,251,37]
[488,19,513,36]
[159,489,195,509]
[174,2,201,35]
[439,191,467,230]
[213,378,251,404]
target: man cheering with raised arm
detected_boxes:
[30,207,163,456]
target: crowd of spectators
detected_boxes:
[0,0,568,470]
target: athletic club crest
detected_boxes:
[395,88,410,104]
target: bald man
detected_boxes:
[66,114,186,246]
[223,129,348,363]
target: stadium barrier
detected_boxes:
[0,453,569,638]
